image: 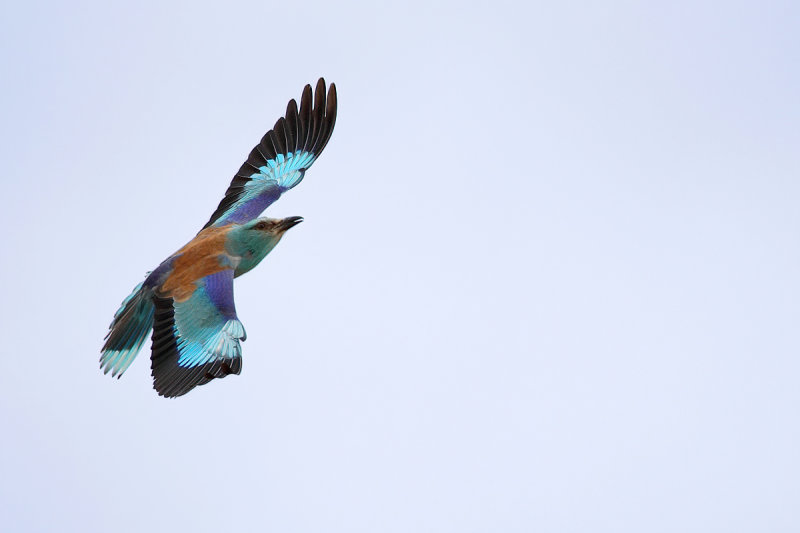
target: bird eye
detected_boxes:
[255,222,268,230]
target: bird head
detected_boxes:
[241,216,304,250]
[244,216,304,236]
[226,216,304,274]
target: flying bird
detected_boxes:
[100,79,337,398]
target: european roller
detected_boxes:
[100,79,337,398]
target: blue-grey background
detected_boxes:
[1,1,798,531]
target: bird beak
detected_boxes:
[278,216,304,232]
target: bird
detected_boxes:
[100,78,337,398]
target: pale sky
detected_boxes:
[1,1,799,531]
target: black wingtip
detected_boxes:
[320,82,337,154]
[285,99,299,152]
[315,78,326,100]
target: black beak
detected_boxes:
[278,216,304,232]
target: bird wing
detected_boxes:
[203,78,337,229]
[150,269,246,397]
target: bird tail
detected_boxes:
[100,280,155,378]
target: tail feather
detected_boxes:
[101,281,155,378]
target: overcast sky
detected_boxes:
[1,1,798,531]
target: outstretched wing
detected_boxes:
[150,270,246,398]
[203,78,337,229]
